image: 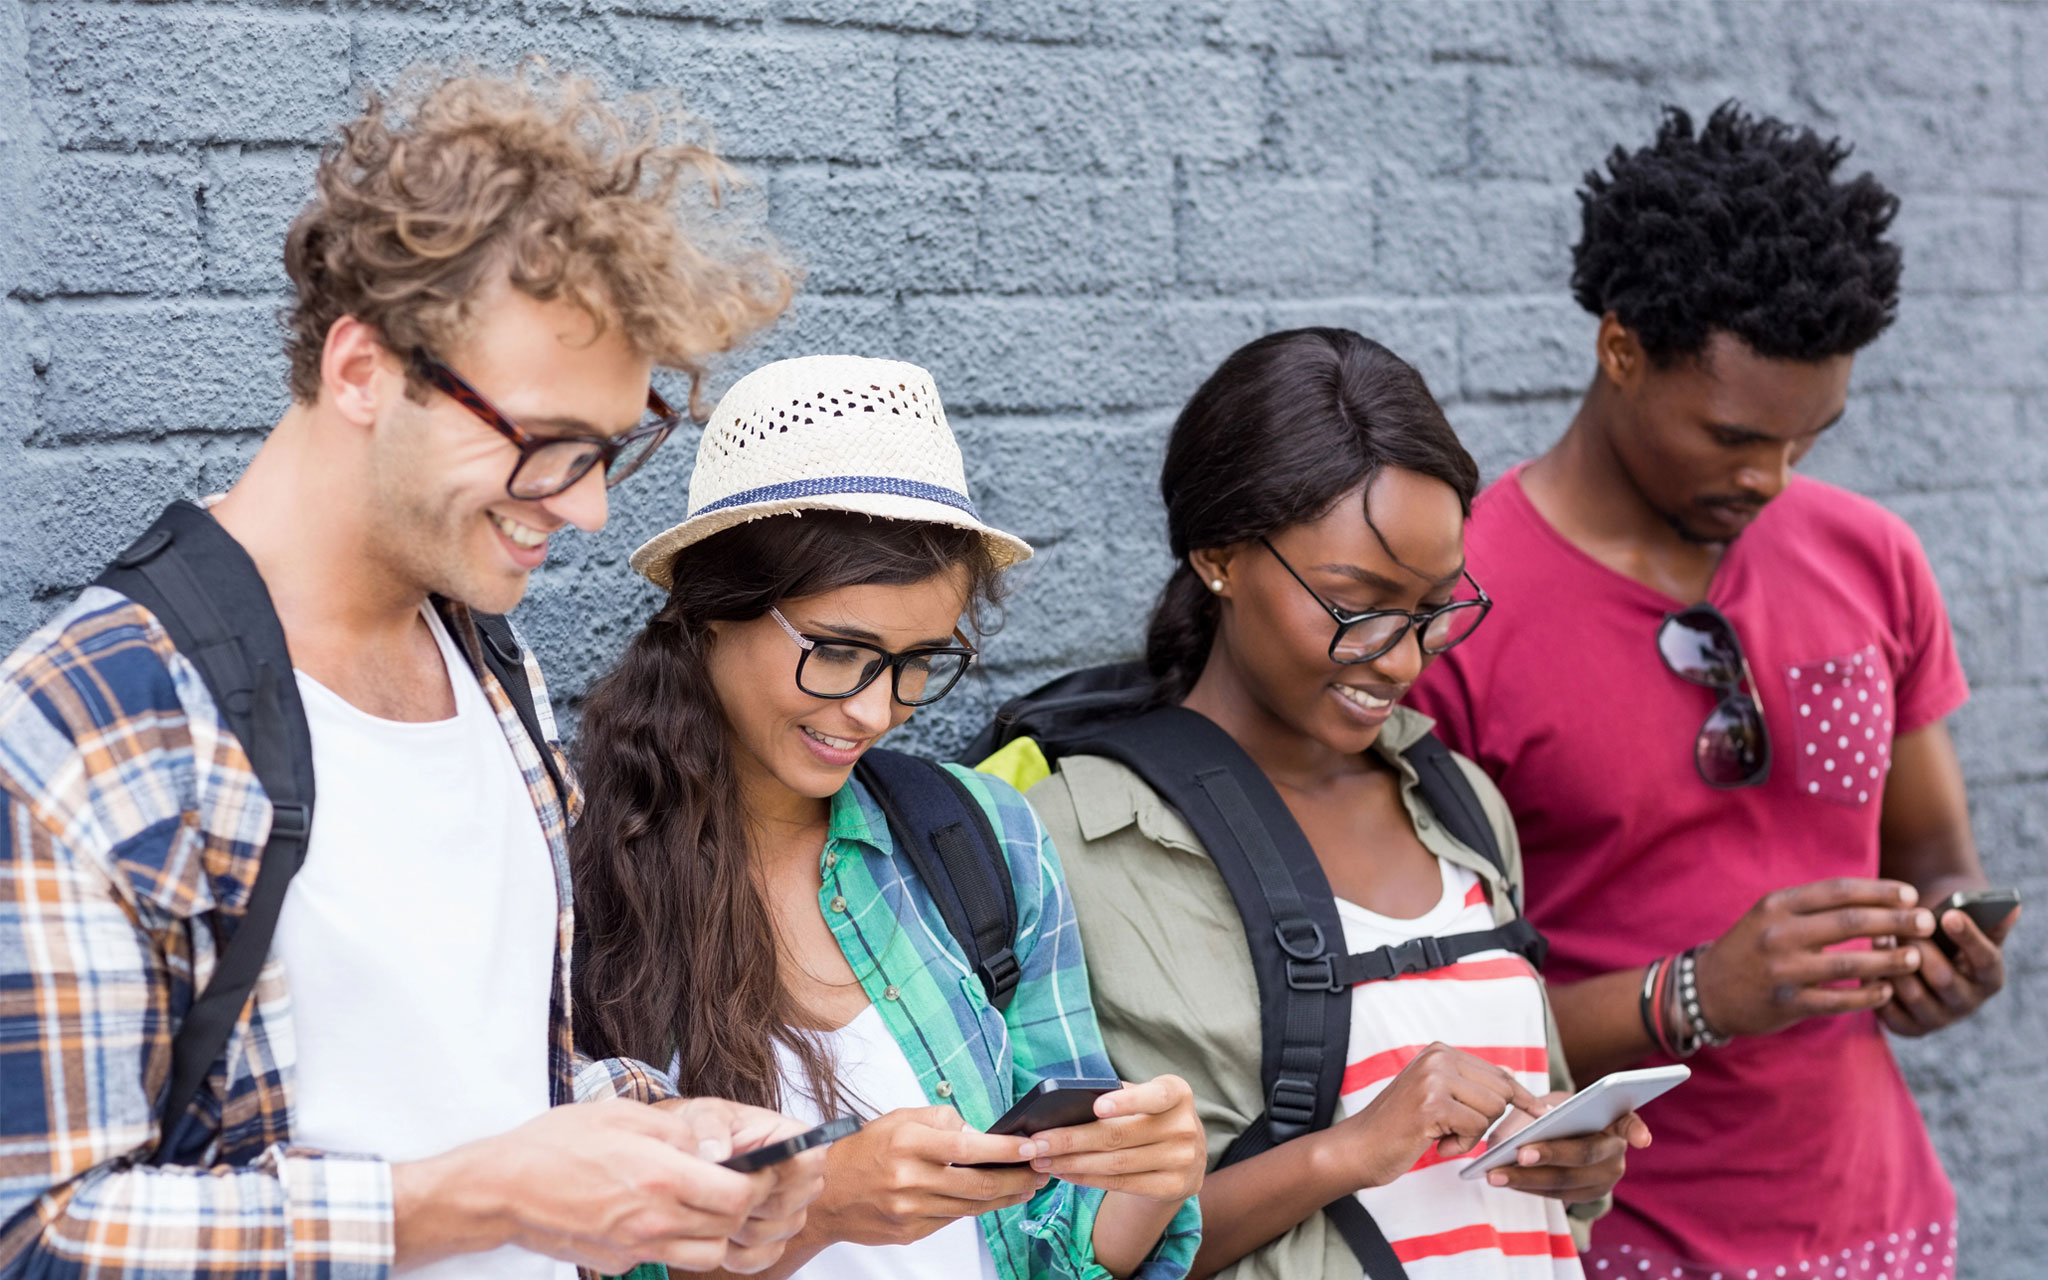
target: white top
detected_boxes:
[775,1004,1000,1280]
[278,606,570,1280]
[1337,859,1583,1279]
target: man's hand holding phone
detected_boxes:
[1875,888,2020,1037]
[391,1097,814,1276]
[1695,877,1936,1038]
[653,1097,832,1273]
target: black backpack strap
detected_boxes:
[444,602,570,811]
[1403,734,1502,875]
[1304,917,1549,991]
[93,501,315,1166]
[853,750,1021,1011]
[1071,708,1346,1146]
[1063,707,1413,1278]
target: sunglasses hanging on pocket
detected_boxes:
[1657,602,1771,789]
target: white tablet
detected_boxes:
[1457,1064,1690,1181]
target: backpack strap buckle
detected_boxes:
[1385,935,1447,977]
[975,947,1021,1005]
[1267,1075,1319,1141]
[268,802,310,840]
[1273,917,1325,960]
[1285,955,1340,992]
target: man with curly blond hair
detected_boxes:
[0,69,815,1279]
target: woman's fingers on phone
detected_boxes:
[1093,1074,1189,1119]
[939,1125,1043,1168]
[939,1160,1050,1202]
[1507,1132,1620,1171]
[1614,1111,1653,1149]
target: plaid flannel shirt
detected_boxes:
[813,766,1201,1279]
[0,585,669,1278]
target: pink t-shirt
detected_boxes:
[1407,468,1967,1277]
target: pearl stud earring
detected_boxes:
[1210,579,1225,592]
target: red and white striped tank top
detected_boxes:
[1338,857,1582,1278]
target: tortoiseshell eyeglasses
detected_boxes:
[411,349,684,501]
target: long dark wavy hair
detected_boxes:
[572,511,1003,1117]
[1147,328,1480,701]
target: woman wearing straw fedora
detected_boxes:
[571,355,1206,1280]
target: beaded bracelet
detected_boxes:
[1675,944,1733,1050]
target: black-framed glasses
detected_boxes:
[770,607,978,707]
[1657,602,1771,789]
[1259,537,1492,664]
[412,350,683,500]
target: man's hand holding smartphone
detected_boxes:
[654,1097,834,1273]
[1875,888,2020,1037]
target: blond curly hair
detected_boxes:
[283,67,793,417]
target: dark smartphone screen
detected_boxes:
[721,1115,860,1172]
[1931,888,2021,960]
[959,1077,1120,1169]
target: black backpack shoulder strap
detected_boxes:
[1402,734,1545,973]
[852,749,1021,1011]
[441,601,570,811]
[1402,732,1503,875]
[1068,708,1346,1145]
[93,501,315,1166]
[1064,707,1411,1279]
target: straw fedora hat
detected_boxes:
[629,355,1033,589]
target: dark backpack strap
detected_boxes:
[853,750,1021,1011]
[1063,707,1414,1277]
[444,602,571,811]
[1403,734,1502,875]
[93,501,316,1166]
[1304,917,1548,991]
[1069,708,1346,1146]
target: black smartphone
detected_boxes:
[960,1077,1121,1169]
[720,1115,861,1172]
[1931,887,2021,961]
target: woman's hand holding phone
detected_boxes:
[1479,1092,1651,1203]
[1331,1042,1546,1190]
[804,1106,1049,1248]
[1025,1074,1207,1201]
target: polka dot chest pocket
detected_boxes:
[1787,645,1893,806]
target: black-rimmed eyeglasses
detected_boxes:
[1657,602,1771,789]
[412,350,684,501]
[770,607,978,707]
[1260,537,1492,664]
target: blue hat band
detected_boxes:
[691,475,980,520]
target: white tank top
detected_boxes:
[1338,858,1583,1279]
[775,1004,1001,1280]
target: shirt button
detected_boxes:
[825,850,839,868]
[936,1080,953,1098]
[829,895,847,913]
[884,984,901,1001]
[1415,812,1433,830]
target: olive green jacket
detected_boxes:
[1013,705,1604,1280]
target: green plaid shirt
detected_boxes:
[816,764,1201,1280]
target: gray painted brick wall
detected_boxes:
[3,1,2044,1272]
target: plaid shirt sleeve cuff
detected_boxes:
[572,1055,680,1104]
[1019,1183,1202,1280]
[270,1147,395,1277]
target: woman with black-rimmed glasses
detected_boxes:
[991,329,1651,1280]
[569,355,1207,1280]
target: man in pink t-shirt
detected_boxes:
[1408,104,2018,1280]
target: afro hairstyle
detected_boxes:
[1570,101,1902,365]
